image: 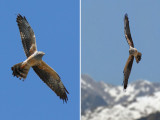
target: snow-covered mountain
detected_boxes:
[81,74,160,120]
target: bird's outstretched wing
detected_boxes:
[123,55,134,89]
[32,61,69,103]
[16,14,37,57]
[124,14,134,47]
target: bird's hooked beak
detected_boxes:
[38,51,45,57]
[41,52,45,55]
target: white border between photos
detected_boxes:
[80,0,81,119]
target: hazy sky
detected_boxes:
[82,0,160,85]
[0,0,79,120]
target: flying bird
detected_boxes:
[123,14,142,89]
[11,14,69,103]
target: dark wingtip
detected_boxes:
[122,80,128,90]
[16,14,23,22]
[17,13,22,17]
[124,13,129,22]
[62,91,69,103]
[65,88,69,94]
[124,85,127,89]
[63,98,68,104]
[125,13,128,18]
[60,88,69,103]
[16,14,27,23]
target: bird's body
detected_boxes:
[11,14,69,103]
[129,46,137,55]
[22,51,45,67]
[123,14,142,89]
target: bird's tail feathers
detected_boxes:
[11,62,30,80]
[135,52,142,63]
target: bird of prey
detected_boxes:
[11,14,69,103]
[123,14,142,89]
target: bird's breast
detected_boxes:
[129,47,137,55]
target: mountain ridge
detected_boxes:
[81,74,160,120]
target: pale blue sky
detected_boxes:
[82,0,160,85]
[0,0,79,120]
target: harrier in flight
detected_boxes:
[11,14,69,103]
[123,14,142,89]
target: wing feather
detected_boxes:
[16,14,37,57]
[123,55,134,89]
[32,61,69,103]
[124,14,134,47]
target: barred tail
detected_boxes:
[11,62,30,80]
[135,52,142,63]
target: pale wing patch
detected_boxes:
[20,32,25,39]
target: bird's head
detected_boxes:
[38,51,45,56]
[35,51,45,60]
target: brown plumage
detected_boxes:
[123,55,134,89]
[123,13,142,89]
[135,52,142,63]
[124,14,134,48]
[33,61,69,102]
[11,14,69,103]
